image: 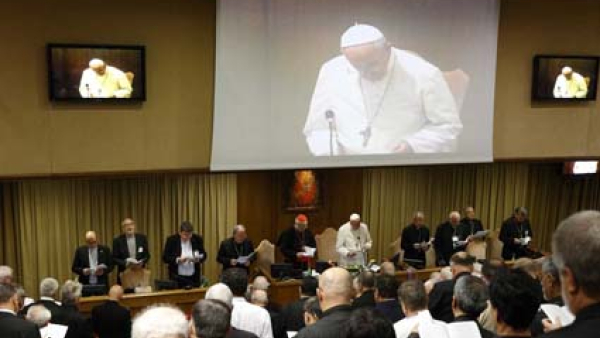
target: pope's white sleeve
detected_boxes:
[403,70,463,153]
[336,227,349,256]
[79,70,92,98]
[304,64,335,156]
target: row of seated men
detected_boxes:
[0,210,599,338]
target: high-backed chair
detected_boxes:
[315,228,338,263]
[254,239,275,278]
[388,236,405,263]
[425,246,437,268]
[487,230,504,261]
[467,240,488,260]
[443,69,470,112]
[120,268,151,292]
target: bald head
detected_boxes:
[318,267,353,311]
[109,285,124,301]
[85,231,98,248]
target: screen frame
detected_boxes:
[46,43,147,102]
[531,54,600,101]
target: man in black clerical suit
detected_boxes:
[162,221,207,288]
[112,218,150,286]
[19,278,63,321]
[91,285,131,338]
[0,283,41,338]
[71,231,112,288]
[277,214,316,269]
[400,211,431,269]
[434,211,465,266]
[217,224,256,272]
[540,211,600,338]
[429,252,475,323]
[458,206,485,241]
[499,207,533,260]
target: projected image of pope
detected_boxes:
[553,66,588,98]
[79,58,133,98]
[303,24,462,155]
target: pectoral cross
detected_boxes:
[360,126,371,147]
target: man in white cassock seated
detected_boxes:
[304,24,462,156]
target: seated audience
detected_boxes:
[0,283,40,338]
[25,305,52,336]
[452,275,494,338]
[541,211,600,338]
[204,283,259,338]
[374,274,403,323]
[281,277,318,332]
[530,257,562,337]
[490,269,541,338]
[428,252,475,323]
[131,305,189,338]
[0,265,14,284]
[191,299,232,338]
[20,278,62,320]
[302,297,322,327]
[394,280,444,338]
[57,280,93,338]
[352,271,376,309]
[295,267,354,338]
[221,268,273,338]
[343,307,396,338]
[91,285,131,338]
[478,259,508,333]
[250,290,286,338]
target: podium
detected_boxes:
[466,240,487,260]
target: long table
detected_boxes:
[78,280,302,317]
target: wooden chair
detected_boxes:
[467,240,488,260]
[425,246,437,268]
[315,228,338,263]
[487,230,504,261]
[254,240,275,278]
[120,268,151,292]
[443,69,470,112]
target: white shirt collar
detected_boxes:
[0,308,16,315]
[232,297,247,303]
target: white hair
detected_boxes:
[449,211,461,219]
[60,280,82,305]
[205,283,233,309]
[252,276,270,291]
[413,211,425,219]
[0,266,13,282]
[26,305,51,327]
[132,305,189,338]
[350,213,361,221]
[39,278,59,298]
[250,289,269,306]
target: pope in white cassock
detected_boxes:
[79,58,133,99]
[303,24,462,155]
[336,213,373,267]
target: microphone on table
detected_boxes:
[325,110,336,156]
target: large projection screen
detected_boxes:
[212,0,499,171]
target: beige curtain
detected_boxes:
[1,173,236,299]
[363,163,600,262]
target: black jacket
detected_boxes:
[428,271,471,323]
[295,304,353,338]
[457,218,484,240]
[228,328,259,338]
[281,297,309,332]
[400,224,430,267]
[71,245,113,286]
[91,300,131,338]
[20,298,63,323]
[57,304,93,338]
[353,290,376,309]
[499,217,533,260]
[0,312,41,338]
[434,222,463,266]
[541,302,600,338]
[112,233,151,274]
[162,233,207,281]
[375,299,404,323]
[216,237,255,271]
[453,315,495,338]
[277,227,316,263]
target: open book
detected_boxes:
[417,311,482,338]
[541,304,575,327]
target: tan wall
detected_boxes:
[0,0,599,176]
[494,0,600,159]
[0,0,215,176]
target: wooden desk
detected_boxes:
[79,288,207,317]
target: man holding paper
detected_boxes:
[217,224,256,272]
[336,213,373,267]
[71,231,113,287]
[112,218,150,285]
[434,211,465,266]
[401,212,431,269]
[162,221,207,288]
[277,214,317,270]
[458,207,486,242]
[499,207,533,260]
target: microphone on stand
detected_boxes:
[325,110,335,156]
